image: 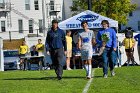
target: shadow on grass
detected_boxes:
[3,76,86,80]
[93,76,103,78]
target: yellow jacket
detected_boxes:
[36,43,44,52]
[19,45,28,54]
[123,38,135,49]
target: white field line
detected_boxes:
[82,69,95,93]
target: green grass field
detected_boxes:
[0,66,140,93]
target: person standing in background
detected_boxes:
[30,45,38,56]
[36,39,44,70]
[96,20,117,78]
[65,30,72,70]
[45,20,67,80]
[72,43,82,69]
[134,32,140,62]
[36,39,44,55]
[19,41,29,70]
[123,32,135,66]
[123,27,135,66]
[78,21,96,79]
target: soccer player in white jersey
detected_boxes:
[78,21,96,79]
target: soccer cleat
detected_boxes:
[86,76,91,79]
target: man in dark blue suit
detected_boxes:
[45,20,67,80]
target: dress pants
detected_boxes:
[50,48,64,78]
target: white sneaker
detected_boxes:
[111,71,115,76]
[66,68,72,70]
[47,67,50,70]
[103,74,108,78]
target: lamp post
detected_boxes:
[42,0,46,37]
[88,0,92,10]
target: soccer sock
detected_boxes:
[88,65,92,77]
[84,64,88,76]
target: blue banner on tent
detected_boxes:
[76,14,99,22]
[66,23,101,29]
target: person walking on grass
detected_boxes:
[45,20,67,80]
[65,30,72,70]
[78,21,96,79]
[96,20,117,78]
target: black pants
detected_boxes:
[50,48,64,78]
[125,48,135,62]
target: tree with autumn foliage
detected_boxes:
[70,0,137,25]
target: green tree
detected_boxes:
[70,0,137,24]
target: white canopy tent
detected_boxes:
[59,10,140,66]
[58,10,118,30]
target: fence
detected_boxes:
[0,29,48,40]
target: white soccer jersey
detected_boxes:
[79,29,95,60]
[79,29,95,50]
